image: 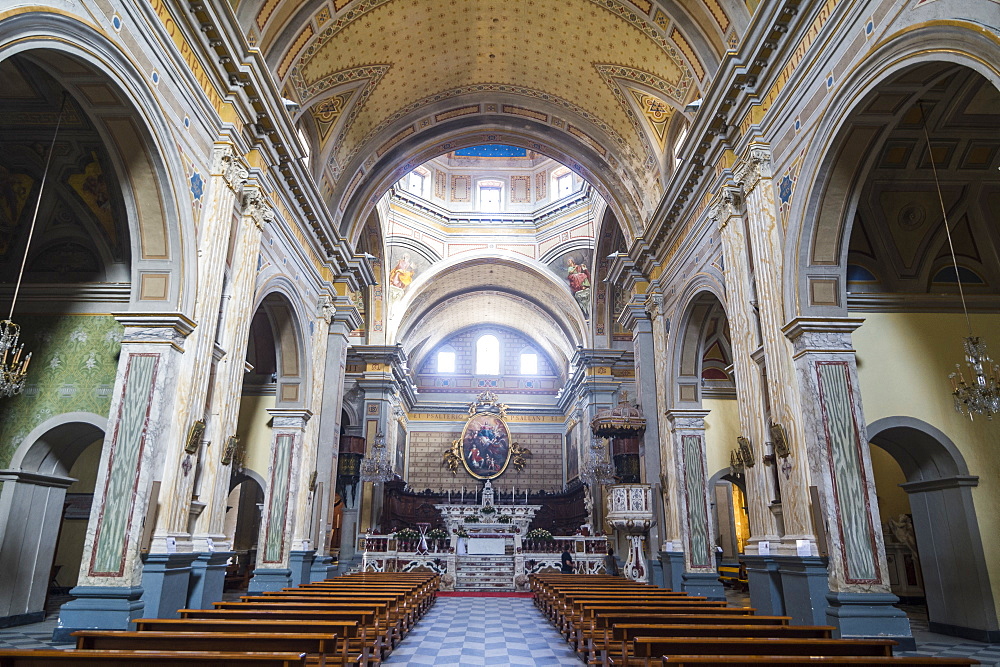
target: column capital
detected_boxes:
[267,408,313,429]
[735,144,773,193]
[241,187,275,228]
[664,409,711,430]
[644,293,667,322]
[211,143,249,192]
[708,187,744,229]
[318,294,363,333]
[783,316,865,356]
[113,312,196,351]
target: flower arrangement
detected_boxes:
[426,528,449,540]
[525,528,553,540]
[463,514,480,523]
[480,505,496,515]
[454,528,469,538]
[394,528,420,543]
[496,514,513,523]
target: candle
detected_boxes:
[525,488,528,503]
[448,490,451,503]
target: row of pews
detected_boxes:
[531,574,980,666]
[0,572,438,666]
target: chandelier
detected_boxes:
[580,436,615,487]
[920,106,1000,420]
[359,429,394,483]
[1,96,67,397]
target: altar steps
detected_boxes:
[455,555,516,592]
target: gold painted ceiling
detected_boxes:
[236,0,745,227]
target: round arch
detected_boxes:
[867,416,998,641]
[785,22,1000,320]
[669,281,729,409]
[249,282,312,409]
[340,117,646,247]
[0,13,196,312]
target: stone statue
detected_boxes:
[889,514,918,555]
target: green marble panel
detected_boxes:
[817,362,878,582]
[683,434,711,568]
[91,352,158,575]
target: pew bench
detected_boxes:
[632,637,897,666]
[0,649,308,666]
[657,657,978,666]
[72,632,338,666]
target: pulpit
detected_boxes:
[606,483,653,582]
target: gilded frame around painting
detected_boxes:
[460,411,512,480]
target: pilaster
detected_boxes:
[710,187,780,544]
[734,143,814,551]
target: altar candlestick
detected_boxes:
[448,490,451,503]
[525,488,528,504]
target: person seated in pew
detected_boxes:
[603,546,620,576]
[561,548,576,574]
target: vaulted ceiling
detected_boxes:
[230,0,752,235]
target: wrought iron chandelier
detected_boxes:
[0,95,67,397]
[921,107,1000,419]
[580,436,616,487]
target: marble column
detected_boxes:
[305,299,361,581]
[663,411,726,601]
[152,144,248,560]
[53,315,195,641]
[784,317,911,645]
[186,183,270,606]
[711,186,783,612]
[248,409,312,592]
[619,300,665,586]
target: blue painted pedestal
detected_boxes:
[52,586,144,642]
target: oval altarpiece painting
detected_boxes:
[461,412,511,479]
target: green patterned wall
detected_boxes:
[0,314,122,468]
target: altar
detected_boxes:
[463,536,507,555]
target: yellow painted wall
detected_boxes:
[852,311,1000,607]
[704,397,740,479]
[868,445,909,524]
[237,394,277,485]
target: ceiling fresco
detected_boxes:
[233,0,748,228]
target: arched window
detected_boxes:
[476,334,500,375]
[437,349,456,373]
[478,179,503,212]
[520,351,538,375]
[552,167,574,198]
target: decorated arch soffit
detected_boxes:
[249,0,742,233]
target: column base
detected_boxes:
[52,586,144,642]
[289,550,316,588]
[826,591,914,651]
[247,568,292,593]
[741,554,784,616]
[647,557,664,588]
[775,555,829,626]
[309,555,336,582]
[186,551,232,609]
[140,552,199,619]
[658,551,685,592]
[682,570,726,601]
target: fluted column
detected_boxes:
[711,188,780,543]
[152,143,247,553]
[191,185,270,550]
[248,408,312,592]
[734,144,814,550]
[645,294,679,549]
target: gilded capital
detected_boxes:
[709,189,742,228]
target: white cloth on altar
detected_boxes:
[466,537,506,555]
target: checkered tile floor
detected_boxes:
[383,597,583,665]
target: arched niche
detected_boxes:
[868,416,998,642]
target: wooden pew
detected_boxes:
[72,632,337,666]
[211,601,399,648]
[0,650,307,666]
[600,624,834,666]
[658,658,978,666]
[134,618,361,665]
[632,637,897,665]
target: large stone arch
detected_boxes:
[340,117,646,248]
[785,21,1000,320]
[669,281,728,409]
[867,416,998,641]
[0,11,195,312]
